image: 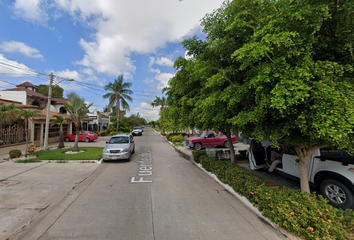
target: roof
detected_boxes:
[16,81,39,89]
[52,98,69,104]
[99,112,110,117]
[0,99,43,110]
[32,109,66,121]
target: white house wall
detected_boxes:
[0,91,27,105]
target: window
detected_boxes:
[59,107,67,113]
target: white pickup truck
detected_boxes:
[248,139,354,209]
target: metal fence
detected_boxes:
[0,124,27,146]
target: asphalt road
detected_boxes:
[13,128,282,240]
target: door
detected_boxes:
[249,139,267,170]
[203,132,218,146]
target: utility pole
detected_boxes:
[43,72,53,150]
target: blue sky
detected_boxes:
[0,0,224,121]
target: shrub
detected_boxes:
[98,130,107,136]
[110,132,118,136]
[166,133,187,141]
[160,132,166,136]
[192,150,207,163]
[171,135,184,143]
[9,149,21,158]
[195,155,354,239]
[27,144,37,154]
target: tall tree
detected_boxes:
[151,96,167,133]
[64,95,92,152]
[16,108,42,157]
[37,84,64,98]
[225,0,354,192]
[53,115,65,149]
[103,74,133,132]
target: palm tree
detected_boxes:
[53,115,65,149]
[64,94,92,152]
[0,103,21,145]
[0,103,19,124]
[16,108,42,157]
[103,74,133,132]
[151,96,166,110]
[151,96,167,133]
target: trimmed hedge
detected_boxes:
[9,149,22,158]
[193,151,354,239]
[192,150,207,163]
[166,133,189,142]
[171,135,184,143]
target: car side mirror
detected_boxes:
[106,141,108,144]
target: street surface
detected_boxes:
[4,128,286,240]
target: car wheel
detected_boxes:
[127,152,132,162]
[64,137,70,142]
[140,133,142,136]
[85,138,90,143]
[132,147,135,154]
[320,179,354,209]
[223,141,229,148]
[194,143,202,151]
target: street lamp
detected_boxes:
[43,72,74,150]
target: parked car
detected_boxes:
[185,131,237,150]
[132,127,143,136]
[248,139,354,209]
[64,131,98,143]
[102,133,135,161]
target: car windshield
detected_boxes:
[133,128,140,130]
[109,137,129,144]
[198,132,207,138]
[88,131,95,134]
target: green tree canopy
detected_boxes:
[37,84,64,98]
[167,0,354,193]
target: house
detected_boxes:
[85,109,111,132]
[0,82,73,147]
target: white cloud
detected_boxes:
[52,69,84,91]
[155,57,173,67]
[0,41,44,60]
[0,54,37,77]
[144,78,154,85]
[130,102,160,122]
[184,50,194,60]
[155,72,174,90]
[80,68,94,76]
[12,0,224,76]
[12,0,48,23]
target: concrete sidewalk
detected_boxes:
[0,138,111,240]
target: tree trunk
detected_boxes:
[58,128,65,149]
[24,120,28,157]
[226,130,236,165]
[295,147,314,193]
[81,128,86,141]
[73,125,80,152]
[297,153,311,193]
[116,99,120,132]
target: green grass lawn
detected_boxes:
[153,128,162,132]
[31,147,104,161]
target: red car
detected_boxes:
[64,131,98,143]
